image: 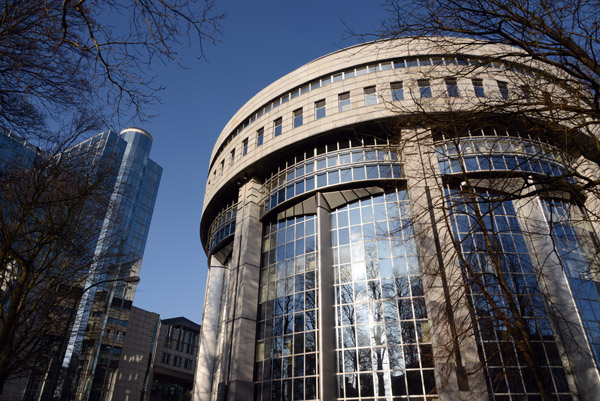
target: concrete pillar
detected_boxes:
[515,195,600,400]
[316,193,337,400]
[213,179,263,401]
[402,133,488,401]
[194,257,226,401]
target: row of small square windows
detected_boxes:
[212,78,511,179]
[212,54,535,169]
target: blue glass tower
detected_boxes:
[61,128,162,401]
[0,128,161,401]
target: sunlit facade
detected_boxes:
[196,39,600,401]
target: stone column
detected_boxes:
[316,193,337,400]
[213,178,263,401]
[402,133,487,401]
[194,256,226,401]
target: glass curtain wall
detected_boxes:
[445,189,573,400]
[255,215,319,401]
[542,199,600,367]
[331,190,436,400]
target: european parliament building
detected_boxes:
[195,39,600,401]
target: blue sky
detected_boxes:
[133,1,391,323]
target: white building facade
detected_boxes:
[195,38,600,401]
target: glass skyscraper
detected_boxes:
[0,128,161,401]
[196,39,600,401]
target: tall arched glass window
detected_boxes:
[331,190,436,399]
[255,215,319,401]
[445,188,573,400]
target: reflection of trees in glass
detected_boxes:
[542,199,600,366]
[444,188,571,400]
[332,192,437,397]
[255,215,319,401]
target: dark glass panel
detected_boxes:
[305,332,316,352]
[360,373,374,397]
[273,359,282,379]
[293,333,304,354]
[305,377,317,399]
[345,374,359,397]
[391,371,407,396]
[292,378,303,401]
[305,353,316,375]
[423,370,436,394]
[406,370,423,394]
[404,345,419,368]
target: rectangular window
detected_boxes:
[364,86,377,105]
[472,78,485,97]
[220,159,224,174]
[445,78,459,97]
[274,118,282,137]
[418,79,432,98]
[390,82,404,101]
[521,86,532,103]
[293,108,303,128]
[230,149,235,165]
[162,353,170,364]
[315,99,326,120]
[242,138,248,155]
[497,81,509,100]
[257,128,264,146]
[338,92,351,112]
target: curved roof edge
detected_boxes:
[208,36,521,165]
[120,127,154,142]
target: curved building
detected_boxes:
[195,38,600,401]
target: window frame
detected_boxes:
[242,138,248,155]
[445,77,459,97]
[472,78,485,98]
[338,92,351,112]
[497,81,509,100]
[273,118,283,137]
[390,81,404,101]
[257,128,264,146]
[293,108,303,128]
[418,79,432,98]
[315,99,326,120]
[364,86,378,106]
